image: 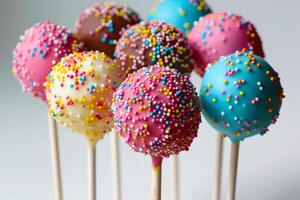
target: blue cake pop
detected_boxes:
[147,0,211,35]
[200,51,284,142]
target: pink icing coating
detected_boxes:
[112,66,201,161]
[188,13,264,76]
[152,156,163,168]
[12,21,84,101]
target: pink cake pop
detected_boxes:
[188,13,264,76]
[12,21,84,101]
[112,66,201,166]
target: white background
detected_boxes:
[0,0,299,199]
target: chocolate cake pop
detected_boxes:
[114,20,195,76]
[75,2,141,58]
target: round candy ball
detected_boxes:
[112,66,201,161]
[12,21,83,101]
[45,51,125,144]
[147,0,211,35]
[74,2,141,58]
[188,13,265,76]
[114,20,195,76]
[200,51,284,142]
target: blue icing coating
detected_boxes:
[200,51,284,142]
[147,0,211,35]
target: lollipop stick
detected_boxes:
[88,143,97,200]
[152,158,162,200]
[212,134,224,200]
[226,142,240,200]
[111,129,122,200]
[48,113,63,200]
[171,155,179,200]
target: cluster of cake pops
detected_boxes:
[11,1,284,200]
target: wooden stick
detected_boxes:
[212,134,224,200]
[171,155,179,200]
[48,113,63,200]
[226,142,240,200]
[111,129,121,200]
[88,143,97,200]
[152,164,162,200]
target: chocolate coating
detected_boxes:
[75,2,141,58]
[114,20,195,75]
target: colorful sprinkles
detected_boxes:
[188,13,265,76]
[114,20,195,76]
[147,0,211,34]
[75,2,140,58]
[112,66,201,160]
[200,51,284,142]
[45,51,125,144]
[12,21,83,101]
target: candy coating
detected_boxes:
[112,66,201,161]
[147,0,211,34]
[46,51,125,144]
[114,20,195,76]
[75,2,140,58]
[188,13,264,76]
[200,51,284,142]
[12,21,83,101]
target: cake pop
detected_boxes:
[46,51,125,200]
[188,13,265,76]
[200,51,284,200]
[112,65,201,199]
[200,51,283,142]
[12,21,83,200]
[46,51,125,144]
[147,0,211,35]
[75,2,141,58]
[12,21,83,101]
[188,13,265,200]
[75,4,139,197]
[114,20,195,75]
[112,66,201,162]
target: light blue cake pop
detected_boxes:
[147,0,211,35]
[200,51,284,142]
